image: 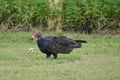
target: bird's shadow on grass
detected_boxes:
[45,55,82,64]
[29,51,87,65]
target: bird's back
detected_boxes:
[37,36,82,54]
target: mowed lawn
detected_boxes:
[0,32,120,80]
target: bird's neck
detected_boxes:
[37,37,42,40]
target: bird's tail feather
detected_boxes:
[75,40,87,43]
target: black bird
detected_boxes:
[31,32,87,59]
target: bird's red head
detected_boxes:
[32,32,42,39]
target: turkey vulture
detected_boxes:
[31,32,87,59]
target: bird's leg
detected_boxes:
[52,53,57,59]
[46,53,51,58]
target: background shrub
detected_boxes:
[0,0,120,33]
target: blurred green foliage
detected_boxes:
[0,0,120,32]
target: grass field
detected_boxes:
[0,32,120,80]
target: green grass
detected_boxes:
[0,32,120,80]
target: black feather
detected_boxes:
[36,36,87,58]
[75,40,87,43]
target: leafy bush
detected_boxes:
[0,0,49,31]
[62,0,120,33]
[0,0,120,32]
